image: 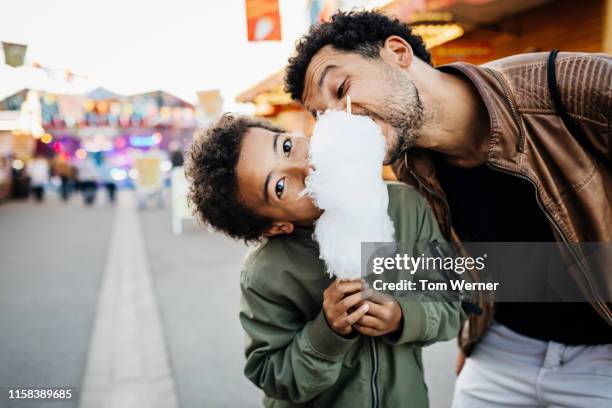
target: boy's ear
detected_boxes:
[263,221,295,237]
[381,35,414,69]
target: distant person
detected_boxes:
[97,155,117,204]
[75,156,98,206]
[53,155,74,201]
[132,148,165,210]
[26,154,49,202]
[169,140,184,168]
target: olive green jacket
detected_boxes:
[239,184,463,408]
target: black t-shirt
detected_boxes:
[434,155,611,345]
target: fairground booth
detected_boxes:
[0,86,199,196]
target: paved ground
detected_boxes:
[80,193,179,408]
[0,194,115,408]
[139,201,262,408]
[0,190,456,408]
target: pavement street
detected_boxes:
[138,197,262,408]
[80,193,179,408]
[0,194,115,408]
[0,189,456,408]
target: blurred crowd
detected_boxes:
[15,153,119,206]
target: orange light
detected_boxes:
[40,133,53,144]
[75,149,87,159]
[84,100,95,112]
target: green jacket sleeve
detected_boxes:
[383,190,465,346]
[240,278,357,404]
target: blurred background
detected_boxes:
[0,0,610,407]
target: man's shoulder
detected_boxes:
[483,52,611,120]
[483,51,610,72]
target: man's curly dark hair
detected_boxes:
[185,114,284,242]
[285,10,431,102]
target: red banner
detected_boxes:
[245,0,282,41]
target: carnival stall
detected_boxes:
[0,87,198,195]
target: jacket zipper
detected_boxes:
[487,162,612,322]
[484,67,611,323]
[369,337,379,408]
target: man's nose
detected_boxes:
[316,95,346,114]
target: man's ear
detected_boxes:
[263,221,295,237]
[381,35,414,69]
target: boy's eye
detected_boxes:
[275,178,285,199]
[282,139,292,156]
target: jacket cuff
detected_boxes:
[383,300,430,345]
[307,310,358,360]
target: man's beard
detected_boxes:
[379,68,424,164]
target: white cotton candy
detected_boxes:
[304,110,395,279]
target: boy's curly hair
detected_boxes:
[185,114,284,242]
[285,10,431,103]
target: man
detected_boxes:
[284,10,611,407]
[185,115,463,407]
[26,154,49,202]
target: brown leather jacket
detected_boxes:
[393,51,612,354]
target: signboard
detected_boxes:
[381,0,426,21]
[133,155,162,192]
[197,89,223,118]
[12,132,35,160]
[245,0,282,41]
[56,94,86,125]
[431,40,494,65]
[2,42,27,67]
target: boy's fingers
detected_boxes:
[354,323,378,336]
[346,303,369,325]
[325,280,362,303]
[367,290,394,304]
[339,291,369,314]
[336,281,365,296]
[356,315,384,330]
[362,301,390,319]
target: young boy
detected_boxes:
[186,114,463,407]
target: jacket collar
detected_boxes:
[437,62,524,167]
[289,226,316,241]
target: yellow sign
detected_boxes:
[134,156,162,191]
[12,132,35,160]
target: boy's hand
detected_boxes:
[323,280,370,337]
[354,294,402,336]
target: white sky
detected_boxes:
[0,0,387,112]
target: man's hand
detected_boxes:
[323,279,370,337]
[455,349,466,375]
[354,293,402,337]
